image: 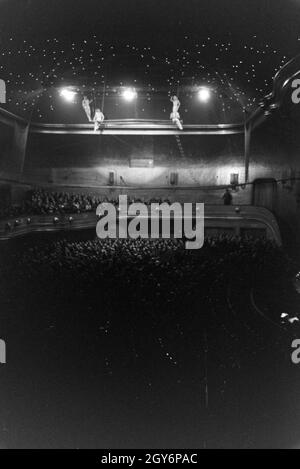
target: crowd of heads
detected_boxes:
[24,188,101,215]
[1,232,299,448]
[0,187,173,220]
[10,234,296,310]
[3,234,297,382]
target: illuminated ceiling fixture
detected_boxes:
[60,88,77,103]
[197,87,211,103]
[122,87,137,101]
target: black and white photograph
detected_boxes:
[0,0,300,452]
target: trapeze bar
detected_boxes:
[28,119,245,135]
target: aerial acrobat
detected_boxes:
[82,95,93,122]
[170,95,183,130]
[93,108,105,132]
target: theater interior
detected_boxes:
[0,0,300,449]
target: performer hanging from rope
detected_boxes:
[93,108,105,132]
[82,95,93,122]
[170,95,183,130]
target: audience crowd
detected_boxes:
[1,234,299,448]
[6,235,296,320]
[0,187,172,219]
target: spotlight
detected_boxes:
[60,88,77,103]
[122,87,137,101]
[197,87,211,102]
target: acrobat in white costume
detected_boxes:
[170,95,183,130]
[94,108,105,131]
[82,96,93,122]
